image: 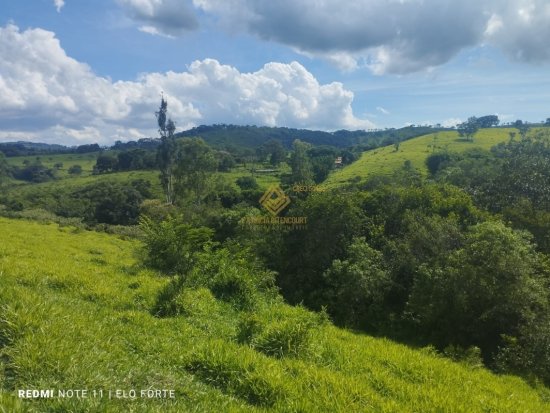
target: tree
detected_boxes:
[310,155,334,183]
[514,120,530,140]
[407,221,548,357]
[457,117,479,142]
[477,115,500,128]
[0,152,10,186]
[156,96,177,204]
[68,164,82,175]
[94,153,118,173]
[236,176,259,190]
[425,152,452,175]
[75,143,100,154]
[323,237,392,330]
[216,151,235,172]
[261,139,286,166]
[268,191,365,307]
[173,138,218,206]
[545,118,550,126]
[12,160,56,182]
[289,139,313,184]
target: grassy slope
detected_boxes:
[2,164,284,213]
[5,170,165,208]
[0,217,548,412]
[325,128,519,187]
[6,152,99,178]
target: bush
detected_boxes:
[153,286,220,318]
[425,152,452,175]
[184,247,277,310]
[68,164,82,175]
[237,304,323,359]
[494,317,550,385]
[140,215,213,275]
[89,183,143,225]
[151,242,277,314]
[443,345,483,368]
[236,176,259,190]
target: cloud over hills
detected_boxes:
[0,24,373,145]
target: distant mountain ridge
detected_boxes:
[176,124,445,149]
[0,125,447,157]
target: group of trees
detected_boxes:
[94,149,157,174]
[245,180,550,384]
[457,115,500,142]
[11,160,57,183]
[427,133,550,252]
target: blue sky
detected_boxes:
[0,0,549,145]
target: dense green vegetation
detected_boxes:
[1,101,550,411]
[1,218,549,412]
[325,127,523,187]
[176,124,443,150]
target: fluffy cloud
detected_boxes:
[484,1,550,63]
[117,0,198,37]
[192,0,550,74]
[0,24,372,145]
[54,0,65,13]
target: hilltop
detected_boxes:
[0,217,548,412]
[325,128,520,187]
[176,124,442,149]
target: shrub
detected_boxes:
[184,246,277,310]
[237,304,322,359]
[236,176,259,190]
[151,243,277,314]
[140,215,213,275]
[494,317,550,385]
[67,164,82,175]
[425,152,452,175]
[153,286,220,317]
[443,345,483,368]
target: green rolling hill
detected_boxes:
[325,128,523,187]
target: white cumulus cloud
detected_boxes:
[0,24,373,145]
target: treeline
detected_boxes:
[177,124,446,150]
[0,142,101,157]
[0,138,159,158]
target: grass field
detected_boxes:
[0,217,548,412]
[6,152,99,178]
[2,162,284,213]
[325,127,533,187]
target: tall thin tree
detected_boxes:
[156,96,177,204]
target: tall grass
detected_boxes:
[0,217,548,412]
